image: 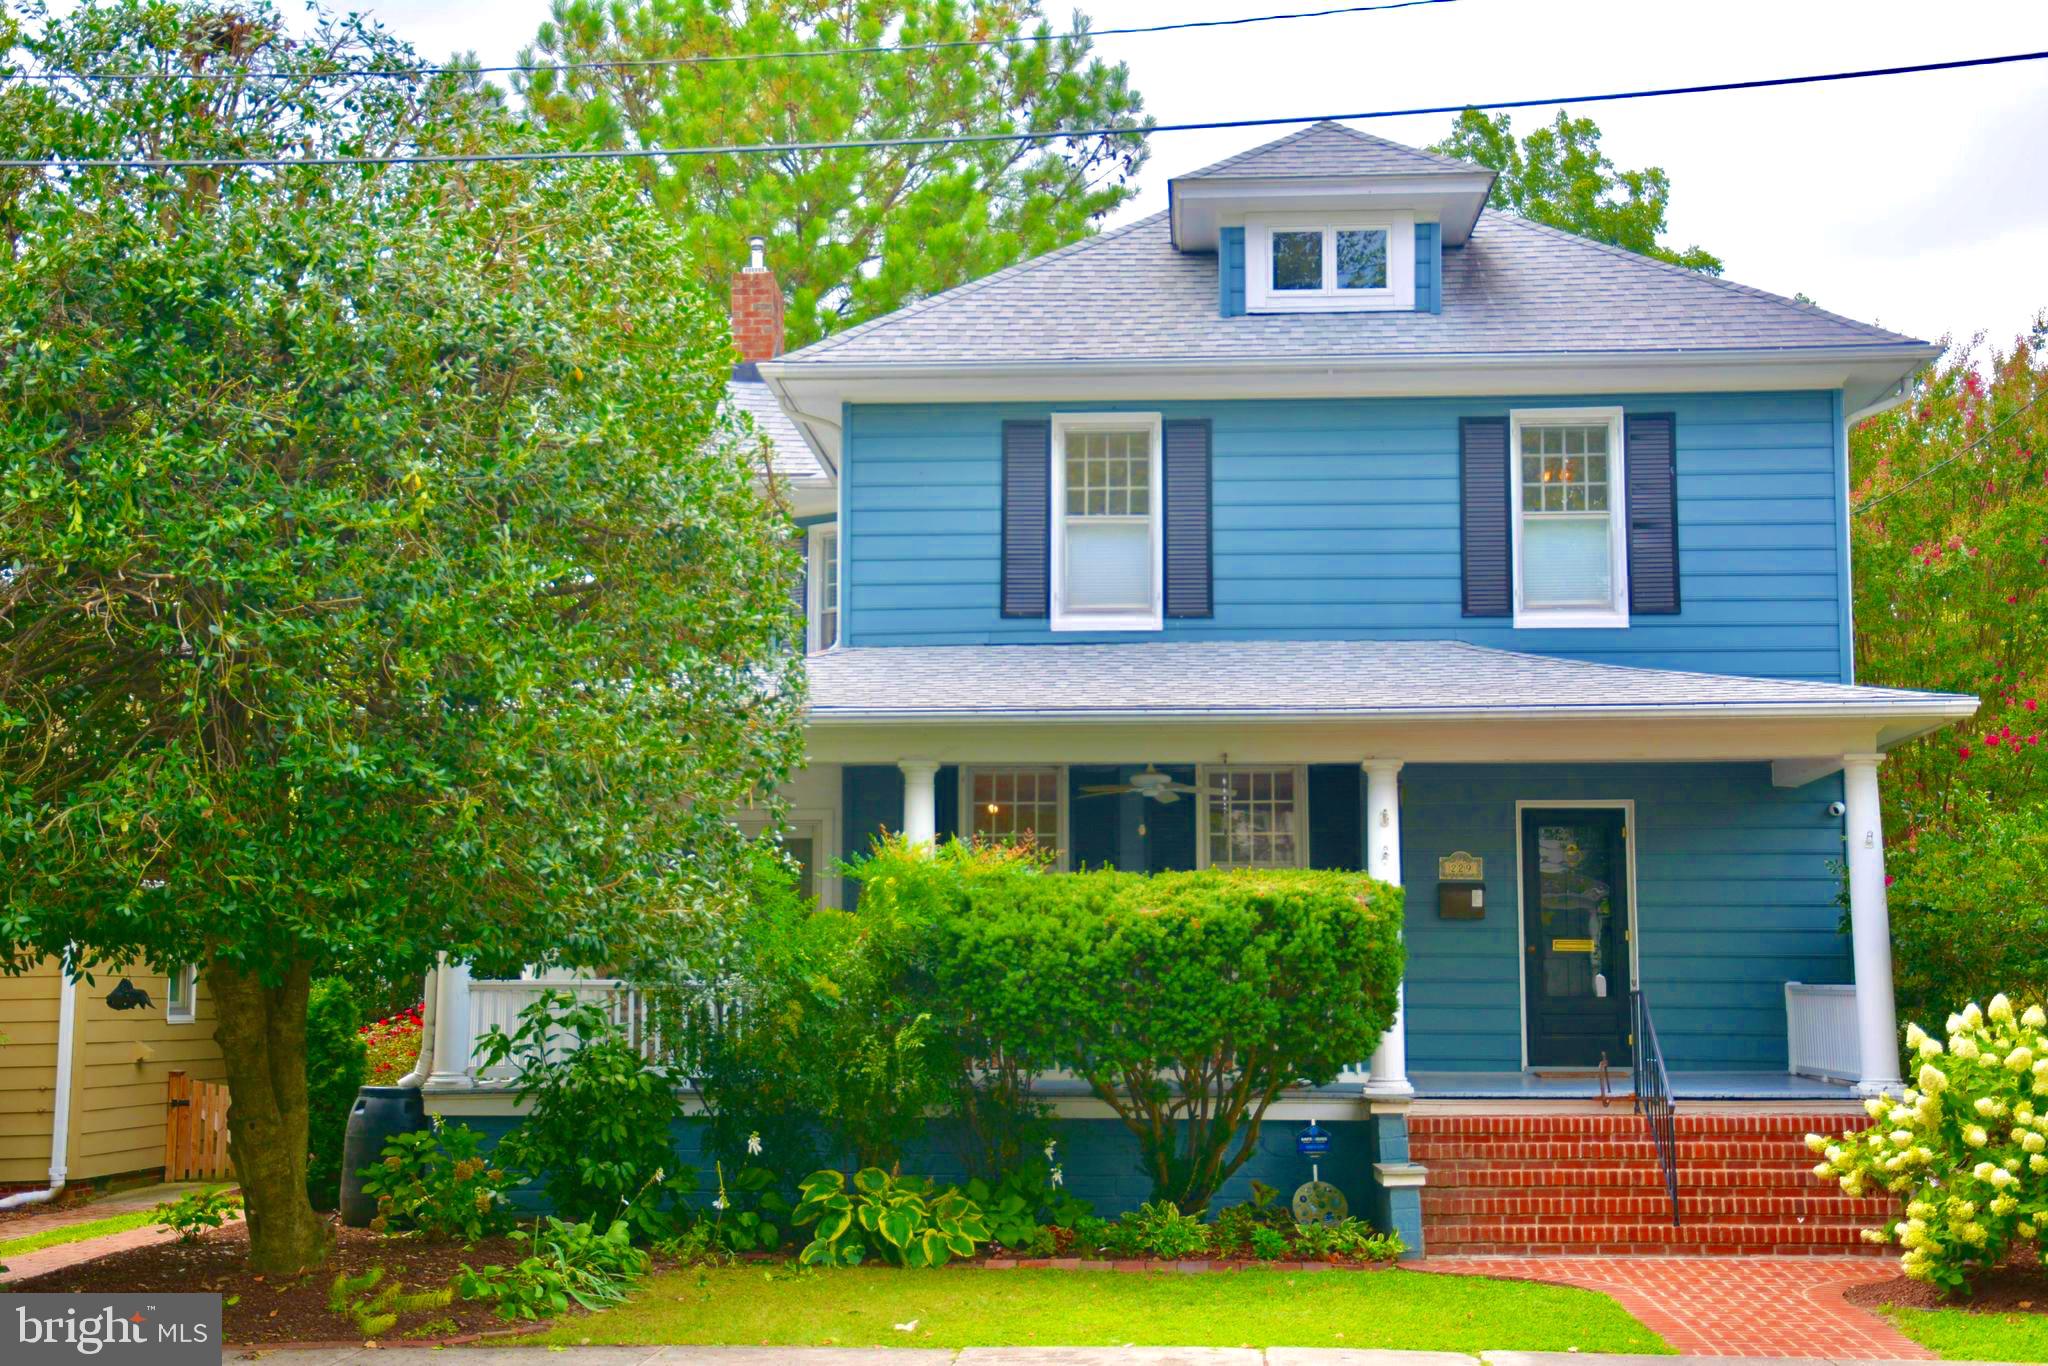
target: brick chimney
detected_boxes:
[729,236,785,363]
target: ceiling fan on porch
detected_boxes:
[1077,765,1201,804]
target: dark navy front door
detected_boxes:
[1522,809,1632,1068]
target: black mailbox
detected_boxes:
[1439,881,1486,920]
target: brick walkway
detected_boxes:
[1422,1254,1929,1359]
[0,1224,187,1283]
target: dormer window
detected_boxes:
[1246,213,1414,313]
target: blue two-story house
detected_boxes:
[426,124,1976,1256]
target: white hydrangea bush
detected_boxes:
[1808,994,2048,1292]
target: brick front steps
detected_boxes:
[1412,1108,1893,1256]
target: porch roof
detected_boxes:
[805,640,1972,727]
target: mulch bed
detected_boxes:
[1845,1263,2048,1315]
[3,1219,544,1346]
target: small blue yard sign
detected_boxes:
[1295,1122,1330,1158]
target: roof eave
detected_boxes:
[762,343,1941,466]
[805,697,1980,726]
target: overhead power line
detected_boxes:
[4,47,2044,170]
[4,0,1458,83]
[1854,386,2048,517]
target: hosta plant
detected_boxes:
[1808,993,2048,1292]
[792,1168,991,1268]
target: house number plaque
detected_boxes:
[1438,851,1483,881]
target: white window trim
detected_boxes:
[1195,763,1311,870]
[166,964,197,1024]
[1050,411,1164,633]
[735,806,841,909]
[1509,406,1631,630]
[958,765,1071,871]
[807,521,839,653]
[1246,212,1416,314]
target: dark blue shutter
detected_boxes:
[1001,420,1051,618]
[1162,419,1213,619]
[792,531,809,626]
[1068,767,1123,870]
[1460,416,1512,617]
[1413,222,1441,315]
[1626,413,1680,615]
[1308,765,1363,871]
[1218,227,1247,318]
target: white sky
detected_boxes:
[310,1,2048,349]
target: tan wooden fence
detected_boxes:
[164,1069,233,1181]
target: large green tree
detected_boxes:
[518,0,1151,350]
[0,0,803,1273]
[1849,321,2048,837]
[1433,109,1722,274]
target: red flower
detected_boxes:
[1987,734,2002,747]
[1885,874,1895,887]
[2026,699,2039,712]
[2009,595,2021,605]
[1958,744,1973,759]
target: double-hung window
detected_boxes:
[1246,214,1415,313]
[1051,413,1162,631]
[1511,407,1629,629]
[808,523,839,651]
[963,766,1065,866]
[1201,766,1306,869]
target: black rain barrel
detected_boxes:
[339,1085,429,1226]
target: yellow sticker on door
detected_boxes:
[1550,937,1595,953]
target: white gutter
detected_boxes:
[0,959,80,1210]
[761,342,1942,385]
[805,697,1980,726]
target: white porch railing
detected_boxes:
[1785,981,1862,1084]
[454,973,1370,1090]
[463,976,739,1084]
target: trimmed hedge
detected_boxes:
[852,840,1403,1212]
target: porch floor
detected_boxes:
[1409,1069,1859,1101]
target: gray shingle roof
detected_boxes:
[780,206,1925,368]
[1178,120,1480,180]
[726,368,825,482]
[805,640,1973,720]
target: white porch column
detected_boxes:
[1362,759,1413,1101]
[899,759,939,848]
[425,953,474,1089]
[1843,753,1903,1095]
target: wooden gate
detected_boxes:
[164,1070,233,1181]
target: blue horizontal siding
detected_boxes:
[843,392,1850,680]
[1399,762,1852,1073]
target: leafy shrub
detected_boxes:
[306,977,369,1209]
[1249,1225,1290,1260]
[328,1265,453,1338]
[357,1123,516,1241]
[457,1216,650,1320]
[1808,993,2048,1292]
[1124,1200,1209,1260]
[792,1167,991,1268]
[1327,1218,1404,1262]
[962,1153,1094,1251]
[474,990,695,1237]
[706,1161,788,1253]
[854,841,1403,1213]
[154,1187,240,1243]
[1885,796,2048,1025]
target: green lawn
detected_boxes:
[1883,1305,2048,1362]
[542,1266,1671,1353]
[0,1208,159,1259]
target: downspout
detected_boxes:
[0,960,80,1209]
[394,962,437,1088]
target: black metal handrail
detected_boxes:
[1631,988,1681,1227]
